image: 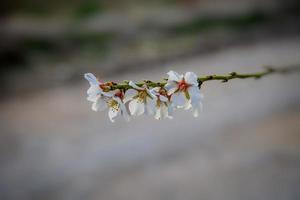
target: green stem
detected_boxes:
[108,65,300,90]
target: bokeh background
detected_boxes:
[1,0,300,199]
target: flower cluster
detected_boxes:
[84,71,203,122]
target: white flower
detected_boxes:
[165,71,203,117]
[85,71,204,121]
[151,87,173,120]
[106,90,130,122]
[84,73,111,112]
[124,81,157,116]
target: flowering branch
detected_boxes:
[108,65,299,90]
[84,65,299,122]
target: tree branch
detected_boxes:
[108,65,300,90]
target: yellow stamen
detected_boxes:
[108,99,119,111]
[137,90,148,103]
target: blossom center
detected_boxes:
[137,90,148,102]
[156,99,161,107]
[178,79,190,91]
[159,89,167,96]
[108,99,119,111]
[114,91,124,100]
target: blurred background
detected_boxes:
[1,0,300,199]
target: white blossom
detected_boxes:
[85,70,204,122]
[151,87,173,120]
[106,90,130,122]
[84,73,111,112]
[165,71,203,117]
[124,81,157,116]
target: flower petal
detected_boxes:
[165,81,179,95]
[114,97,130,121]
[92,97,107,111]
[146,89,157,100]
[108,107,119,122]
[106,90,117,97]
[120,102,130,121]
[129,99,145,116]
[184,72,198,86]
[166,87,178,96]
[191,102,203,117]
[183,100,192,110]
[167,104,174,119]
[187,86,202,104]
[155,103,172,120]
[145,98,156,116]
[171,92,188,107]
[84,73,99,85]
[160,104,169,119]
[129,81,144,90]
[167,71,181,82]
[154,107,161,120]
[87,85,101,96]
[159,95,168,102]
[87,94,98,102]
[124,89,138,103]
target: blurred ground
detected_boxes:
[1,0,300,200]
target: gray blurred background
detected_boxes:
[1,0,300,200]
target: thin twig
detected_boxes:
[108,65,300,90]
